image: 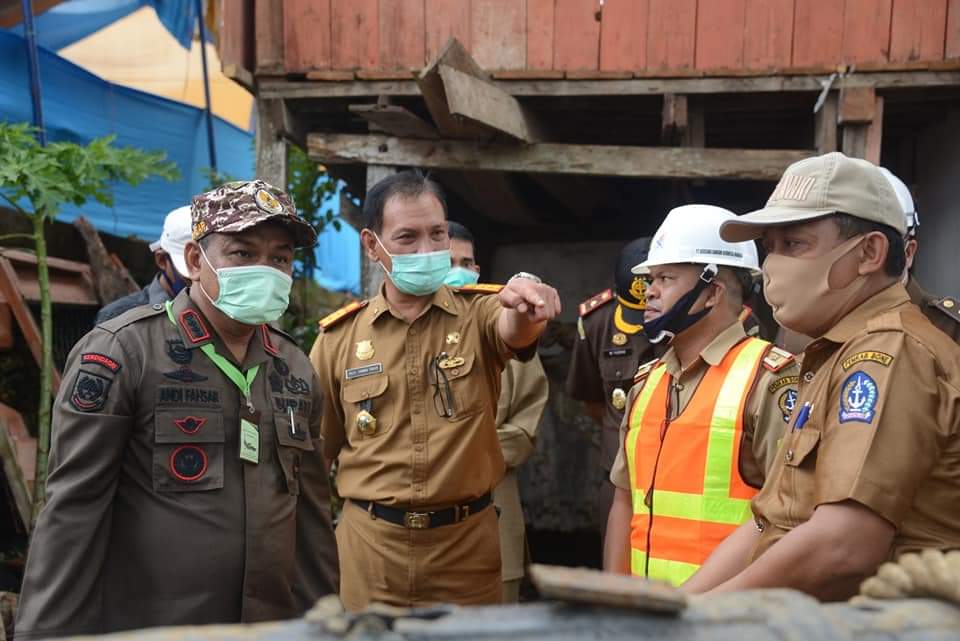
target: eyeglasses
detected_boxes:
[431,352,456,418]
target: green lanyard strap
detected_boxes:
[165,301,260,410]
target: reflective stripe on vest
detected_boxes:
[625,337,769,585]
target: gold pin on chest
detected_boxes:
[446,332,461,345]
[356,340,375,361]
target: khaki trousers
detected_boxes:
[337,500,503,612]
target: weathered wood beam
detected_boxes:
[814,92,839,154]
[417,38,492,140]
[840,88,884,163]
[349,104,438,139]
[261,71,960,100]
[255,98,288,188]
[308,133,811,181]
[661,94,688,146]
[438,64,544,142]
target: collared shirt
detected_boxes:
[311,284,517,508]
[906,275,960,344]
[566,301,654,471]
[95,273,170,324]
[751,283,960,562]
[610,321,798,491]
[15,290,337,639]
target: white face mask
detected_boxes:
[199,245,293,325]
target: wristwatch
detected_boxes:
[509,271,543,284]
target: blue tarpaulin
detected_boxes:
[10,0,201,51]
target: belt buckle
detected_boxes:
[404,511,431,529]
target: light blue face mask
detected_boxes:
[376,235,451,296]
[443,266,480,288]
[200,246,292,324]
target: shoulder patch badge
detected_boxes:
[762,346,795,373]
[455,283,504,295]
[839,370,879,424]
[70,369,113,412]
[178,309,211,344]
[579,289,614,318]
[81,352,122,374]
[841,351,893,370]
[768,375,799,393]
[934,297,960,324]
[319,300,368,332]
[778,389,798,423]
[634,359,658,384]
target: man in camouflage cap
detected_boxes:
[16,180,337,638]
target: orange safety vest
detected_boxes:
[625,337,769,586]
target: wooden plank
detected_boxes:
[530,564,687,612]
[255,98,288,189]
[307,132,814,180]
[864,95,884,163]
[417,38,493,138]
[646,0,697,71]
[949,0,960,58]
[599,0,647,72]
[349,104,439,139]
[331,0,379,69]
[842,0,894,65]
[743,0,794,70]
[219,0,254,73]
[283,0,330,72]
[306,70,355,81]
[255,0,285,73]
[814,92,839,153]
[792,0,843,68]
[839,86,876,123]
[356,70,416,79]
[492,70,566,79]
[527,0,556,70]
[696,0,746,71]
[553,0,601,71]
[471,0,526,70]
[889,0,948,63]
[565,70,633,79]
[426,0,471,61]
[0,257,61,393]
[379,0,426,69]
[661,94,688,145]
[438,64,543,141]
[0,402,35,534]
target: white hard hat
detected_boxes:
[150,206,192,278]
[877,167,918,232]
[633,204,760,274]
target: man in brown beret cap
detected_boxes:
[15,180,338,639]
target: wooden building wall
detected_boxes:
[228,0,960,78]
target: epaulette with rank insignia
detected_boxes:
[455,283,504,294]
[933,297,960,324]
[634,359,659,384]
[579,289,614,318]
[318,300,368,332]
[762,346,795,373]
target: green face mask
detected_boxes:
[443,266,480,288]
[199,246,293,324]
[375,235,451,296]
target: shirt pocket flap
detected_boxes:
[784,428,821,467]
[598,352,635,382]
[274,411,315,450]
[437,352,475,382]
[155,409,225,444]
[342,374,389,404]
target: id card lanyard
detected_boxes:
[165,301,261,463]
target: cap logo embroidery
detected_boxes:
[770,174,817,202]
[629,277,646,305]
[255,189,284,214]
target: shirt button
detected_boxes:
[451,369,460,376]
[803,371,815,383]
[414,444,423,452]
[413,408,421,415]
[361,391,369,399]
[755,519,765,532]
[152,303,163,310]
[410,329,417,336]
[785,449,794,462]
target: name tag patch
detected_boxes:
[603,348,632,358]
[158,386,222,405]
[841,351,893,370]
[346,363,383,380]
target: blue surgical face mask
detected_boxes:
[443,266,480,288]
[199,245,292,325]
[375,235,451,296]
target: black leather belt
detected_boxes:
[352,493,492,530]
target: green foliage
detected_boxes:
[287,145,340,280]
[200,167,241,192]
[0,122,179,218]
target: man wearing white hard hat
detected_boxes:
[879,167,960,343]
[96,206,192,324]
[603,204,799,587]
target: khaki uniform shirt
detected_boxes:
[493,355,548,581]
[15,291,338,639]
[907,276,960,344]
[751,284,960,561]
[610,321,797,491]
[311,284,520,508]
[566,297,654,471]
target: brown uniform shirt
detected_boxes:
[566,296,654,471]
[310,284,519,508]
[15,291,337,639]
[751,284,960,561]
[610,321,798,491]
[493,355,548,582]
[907,275,960,344]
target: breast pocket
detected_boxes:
[598,350,635,384]
[439,352,483,420]
[153,409,225,492]
[273,411,316,496]
[342,374,392,439]
[781,425,821,524]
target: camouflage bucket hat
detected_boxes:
[191,179,318,248]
